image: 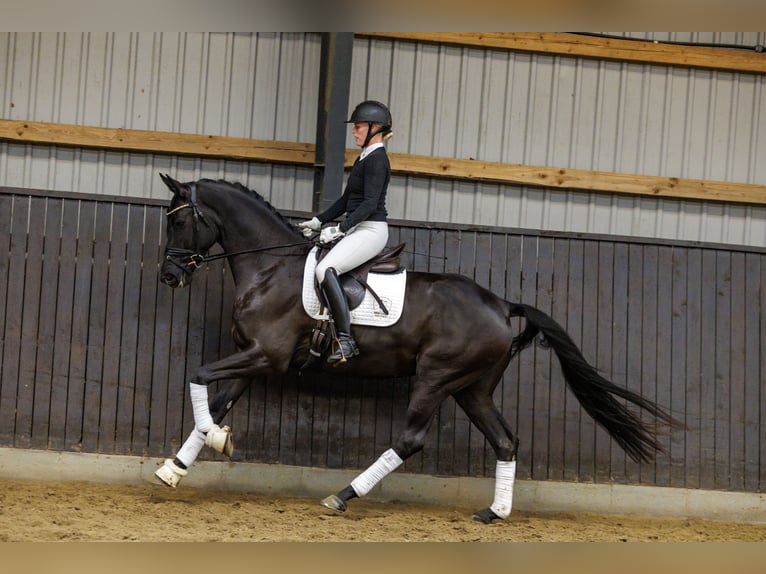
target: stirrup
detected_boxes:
[204,424,234,457]
[155,459,187,488]
[327,334,359,365]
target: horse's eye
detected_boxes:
[172,217,185,229]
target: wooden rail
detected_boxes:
[2,119,764,205]
[0,119,315,165]
[357,32,766,75]
[373,152,766,206]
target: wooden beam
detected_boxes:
[358,32,766,75]
[367,152,766,206]
[0,119,315,164]
[1,119,764,206]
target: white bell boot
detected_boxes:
[204,424,233,457]
[154,458,188,488]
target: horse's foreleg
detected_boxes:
[155,348,266,488]
[453,385,519,524]
[209,378,252,424]
[321,384,444,513]
[155,378,253,487]
[187,381,233,455]
[186,347,271,454]
[185,378,251,462]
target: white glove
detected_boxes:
[319,225,344,245]
[297,216,321,237]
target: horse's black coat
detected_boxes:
[159,174,685,518]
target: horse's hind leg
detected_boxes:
[320,382,448,513]
[453,385,519,524]
[154,378,251,488]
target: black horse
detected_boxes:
[154,174,684,523]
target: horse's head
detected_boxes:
[159,173,219,288]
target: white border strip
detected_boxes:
[0,448,764,523]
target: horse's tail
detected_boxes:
[508,302,686,463]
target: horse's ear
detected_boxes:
[159,173,187,198]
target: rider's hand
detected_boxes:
[319,226,344,244]
[297,216,321,237]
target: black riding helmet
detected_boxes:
[346,100,392,148]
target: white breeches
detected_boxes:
[315,221,388,283]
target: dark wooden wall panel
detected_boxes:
[2,186,765,495]
[16,195,46,449]
[744,254,761,492]
[133,205,163,456]
[65,200,94,452]
[609,242,630,480]
[579,240,600,482]
[562,239,584,483]
[51,200,78,451]
[656,246,674,487]
[688,249,703,488]
[548,238,571,482]
[1,195,28,447]
[0,193,11,446]
[760,258,766,490]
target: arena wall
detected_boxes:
[1,186,764,496]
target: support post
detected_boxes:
[313,33,353,213]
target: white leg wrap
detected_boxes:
[489,460,517,519]
[175,428,206,468]
[350,448,404,497]
[189,382,214,433]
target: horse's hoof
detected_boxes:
[320,494,347,513]
[154,459,187,488]
[205,424,233,457]
[472,507,501,524]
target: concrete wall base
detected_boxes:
[0,447,764,523]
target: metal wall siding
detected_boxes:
[2,32,766,247]
[0,32,321,208]
[0,32,321,141]
[351,35,766,247]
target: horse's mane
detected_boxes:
[198,178,304,239]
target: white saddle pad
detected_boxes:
[302,247,406,327]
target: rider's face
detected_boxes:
[351,122,369,147]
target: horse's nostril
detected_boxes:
[162,273,179,286]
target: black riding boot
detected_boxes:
[321,268,359,364]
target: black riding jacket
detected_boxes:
[317,147,389,233]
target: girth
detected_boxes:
[313,242,406,313]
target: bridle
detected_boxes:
[164,183,309,275]
[164,183,214,273]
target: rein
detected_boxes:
[164,183,310,272]
[166,241,310,266]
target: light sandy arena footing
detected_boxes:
[0,447,764,523]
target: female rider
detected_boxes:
[298,100,393,364]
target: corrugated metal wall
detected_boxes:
[354,34,766,247]
[1,31,764,246]
[2,186,765,492]
[0,32,321,209]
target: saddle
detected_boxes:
[313,242,406,313]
